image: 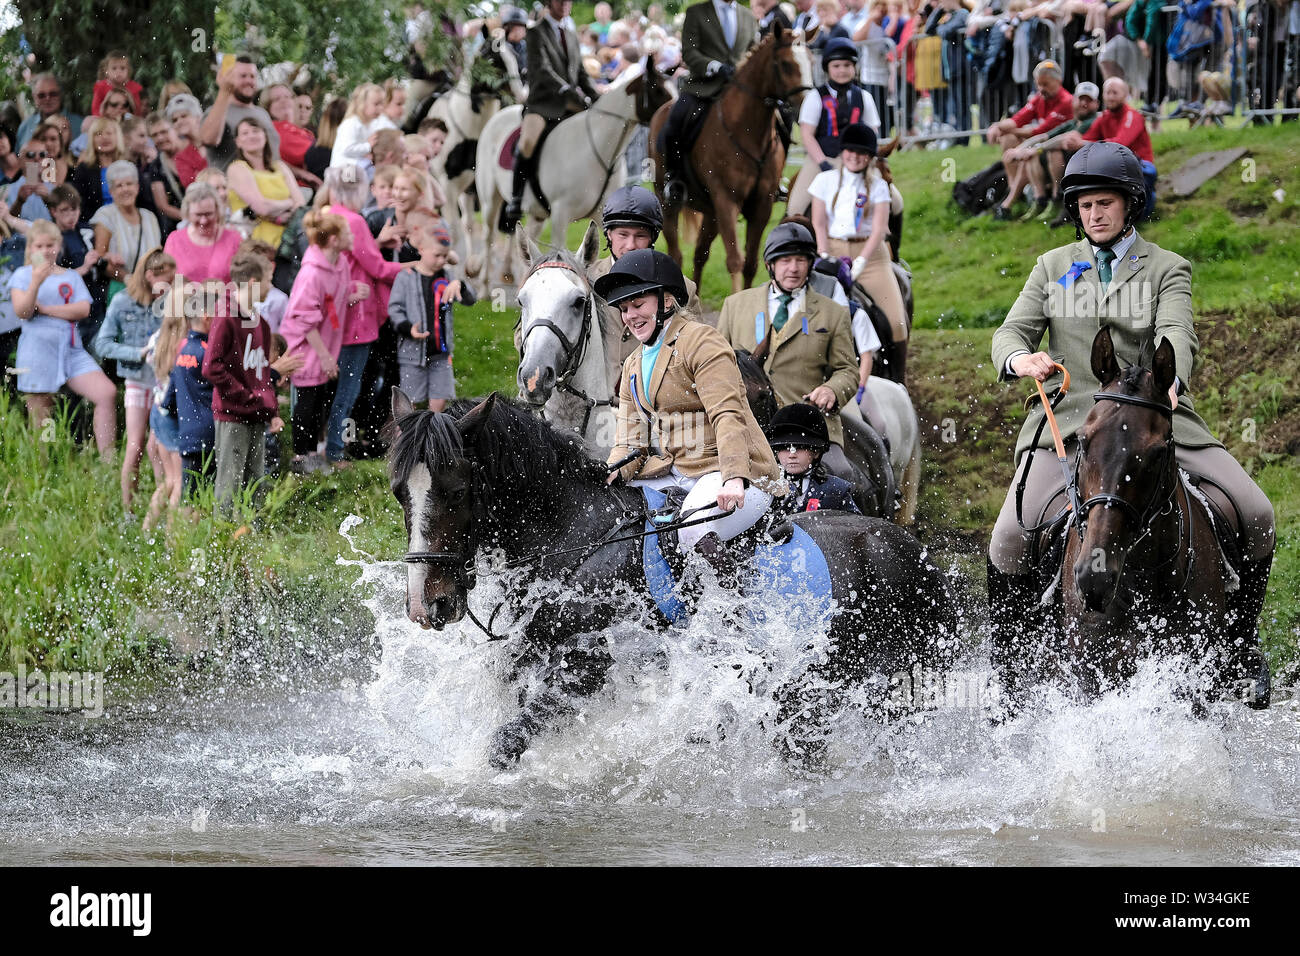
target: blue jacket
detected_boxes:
[164,329,214,454]
[94,291,160,381]
[776,469,861,515]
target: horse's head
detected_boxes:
[627,55,675,124]
[1072,327,1178,613]
[390,390,499,629]
[771,21,815,107]
[515,222,602,408]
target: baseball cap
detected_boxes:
[1074,81,1100,100]
[165,93,202,120]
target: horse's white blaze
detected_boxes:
[518,270,585,391]
[792,34,813,94]
[405,462,433,603]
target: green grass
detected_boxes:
[2,120,1297,678]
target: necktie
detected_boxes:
[558,24,568,57]
[1097,248,1115,290]
[772,291,793,332]
[722,4,737,48]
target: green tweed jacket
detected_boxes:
[991,232,1221,464]
[680,1,758,99]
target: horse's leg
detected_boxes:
[742,199,772,290]
[662,203,683,268]
[489,599,618,769]
[710,191,745,294]
[692,212,718,291]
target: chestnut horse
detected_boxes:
[649,23,814,293]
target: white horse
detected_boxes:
[475,58,674,289]
[515,221,616,450]
[863,378,922,526]
[420,35,526,273]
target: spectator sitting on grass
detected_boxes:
[986,60,1074,221]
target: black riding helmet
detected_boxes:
[1061,141,1147,238]
[602,185,664,246]
[821,37,859,72]
[763,221,817,265]
[766,403,831,453]
[501,6,528,28]
[840,122,877,157]
[593,248,688,346]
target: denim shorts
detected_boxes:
[150,402,181,452]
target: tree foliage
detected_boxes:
[13,0,217,112]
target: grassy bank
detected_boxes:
[3,120,1297,677]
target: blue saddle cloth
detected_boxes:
[639,487,834,627]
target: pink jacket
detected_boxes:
[280,244,352,388]
[328,204,404,346]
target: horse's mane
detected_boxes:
[736,31,778,72]
[390,396,611,521]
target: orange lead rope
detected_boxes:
[1034,362,1078,515]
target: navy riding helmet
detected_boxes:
[1061,141,1148,233]
[821,37,859,73]
[766,402,831,453]
[602,185,664,245]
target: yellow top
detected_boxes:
[228,159,292,247]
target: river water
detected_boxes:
[3,521,1298,866]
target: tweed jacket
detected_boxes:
[991,232,1220,464]
[681,1,759,99]
[525,18,599,120]
[715,284,859,446]
[609,314,783,490]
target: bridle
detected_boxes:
[723,40,811,170]
[1070,391,1177,547]
[518,258,614,437]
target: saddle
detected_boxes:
[499,123,556,214]
[1028,470,1245,604]
[638,486,831,627]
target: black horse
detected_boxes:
[389,389,956,769]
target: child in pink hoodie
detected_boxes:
[279,210,367,474]
[322,164,404,468]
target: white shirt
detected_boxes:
[798,84,882,136]
[764,282,807,338]
[331,115,388,169]
[713,0,739,44]
[808,166,890,239]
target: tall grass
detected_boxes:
[0,390,401,676]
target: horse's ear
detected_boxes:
[1091,326,1121,387]
[801,22,820,44]
[579,219,601,271]
[644,54,657,77]
[457,392,499,438]
[392,387,416,428]
[773,19,784,42]
[517,230,540,270]
[1152,337,1177,398]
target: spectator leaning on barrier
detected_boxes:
[987,59,1073,221]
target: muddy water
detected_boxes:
[3,527,1298,866]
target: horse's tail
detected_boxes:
[679,209,702,246]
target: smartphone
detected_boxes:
[25,161,40,185]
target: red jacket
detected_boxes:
[92,79,144,116]
[1011,88,1074,137]
[201,309,278,424]
[1083,103,1155,163]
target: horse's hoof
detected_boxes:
[489,719,532,770]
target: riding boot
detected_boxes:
[503,151,530,234]
[891,339,908,386]
[986,557,1041,712]
[693,531,740,591]
[662,133,687,207]
[1227,554,1273,709]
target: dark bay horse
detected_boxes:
[389,390,955,769]
[649,23,814,293]
[1015,328,1261,704]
